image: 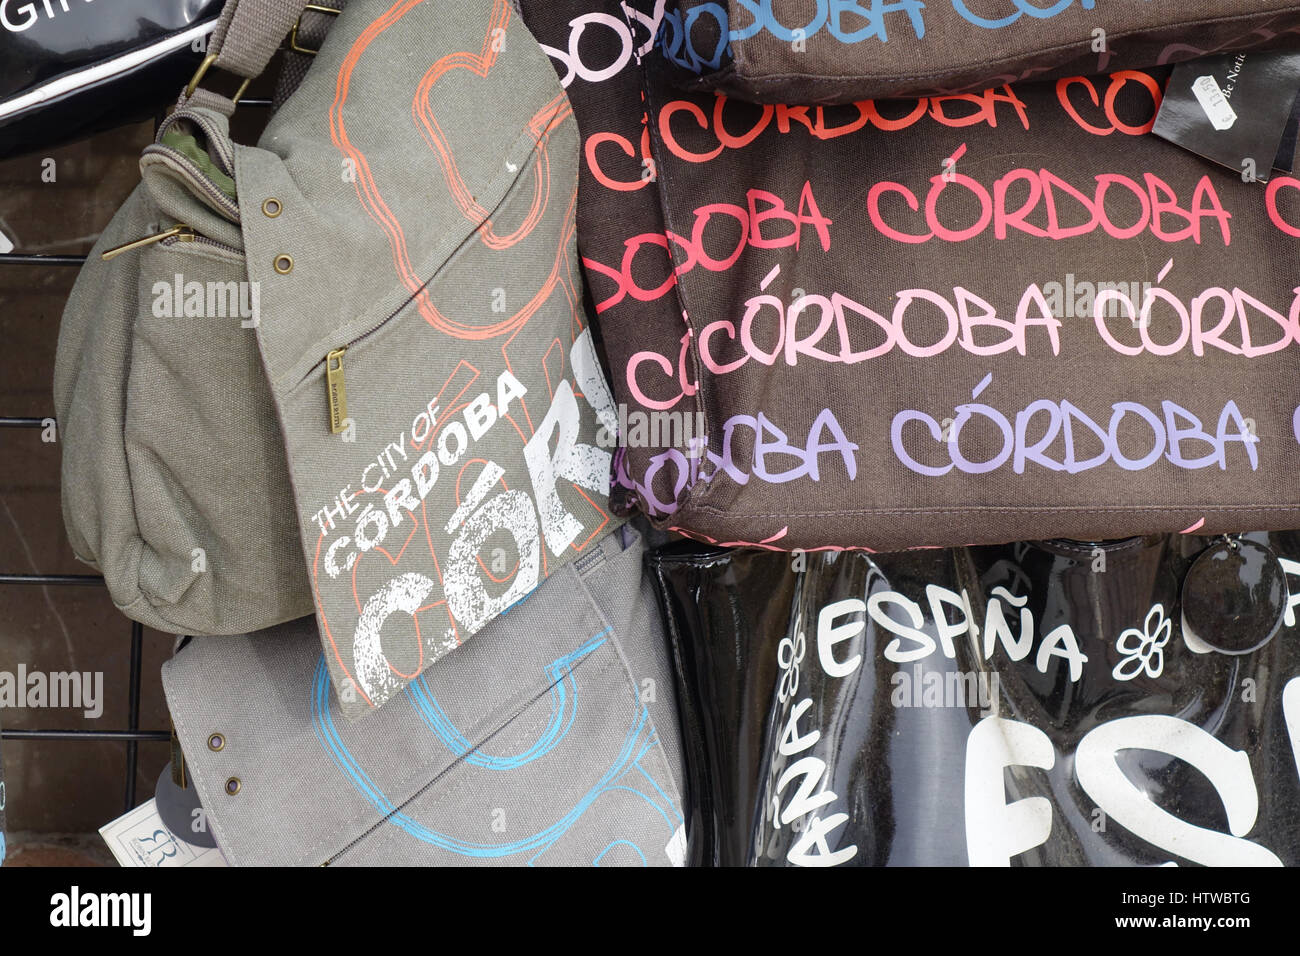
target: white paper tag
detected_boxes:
[1192,74,1239,131]
[99,798,229,868]
[0,229,13,255]
[665,823,688,867]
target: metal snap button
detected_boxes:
[207,733,225,752]
[262,197,283,218]
[273,254,294,274]
[225,777,241,796]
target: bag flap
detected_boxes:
[162,528,685,866]
[238,0,573,389]
[234,0,623,717]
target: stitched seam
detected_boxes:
[714,9,1300,87]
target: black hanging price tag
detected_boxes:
[1152,48,1300,183]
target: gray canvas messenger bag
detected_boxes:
[163,524,687,866]
[54,0,621,715]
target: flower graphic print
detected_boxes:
[1113,603,1173,681]
[777,628,806,703]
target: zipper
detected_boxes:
[302,136,544,429]
[156,109,236,179]
[140,141,242,223]
[143,143,243,222]
[100,224,241,261]
[310,299,414,433]
[326,348,349,434]
[100,225,193,260]
[182,168,240,221]
[160,232,241,257]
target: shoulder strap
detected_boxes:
[179,0,312,114]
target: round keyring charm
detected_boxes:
[1180,537,1287,656]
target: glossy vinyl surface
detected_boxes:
[1181,539,1287,655]
[648,533,1300,866]
[1,0,219,100]
[0,0,221,158]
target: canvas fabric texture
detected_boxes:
[55,125,312,637]
[207,0,308,80]
[663,0,1300,103]
[55,0,623,717]
[522,0,1300,553]
[162,525,687,867]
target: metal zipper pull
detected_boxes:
[326,348,349,434]
[100,225,194,260]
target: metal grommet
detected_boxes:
[225,777,241,796]
[207,733,225,752]
[262,197,283,218]
[273,254,294,274]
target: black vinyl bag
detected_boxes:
[0,0,222,159]
[649,534,1300,866]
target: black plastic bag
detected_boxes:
[650,534,1300,866]
[0,0,222,159]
